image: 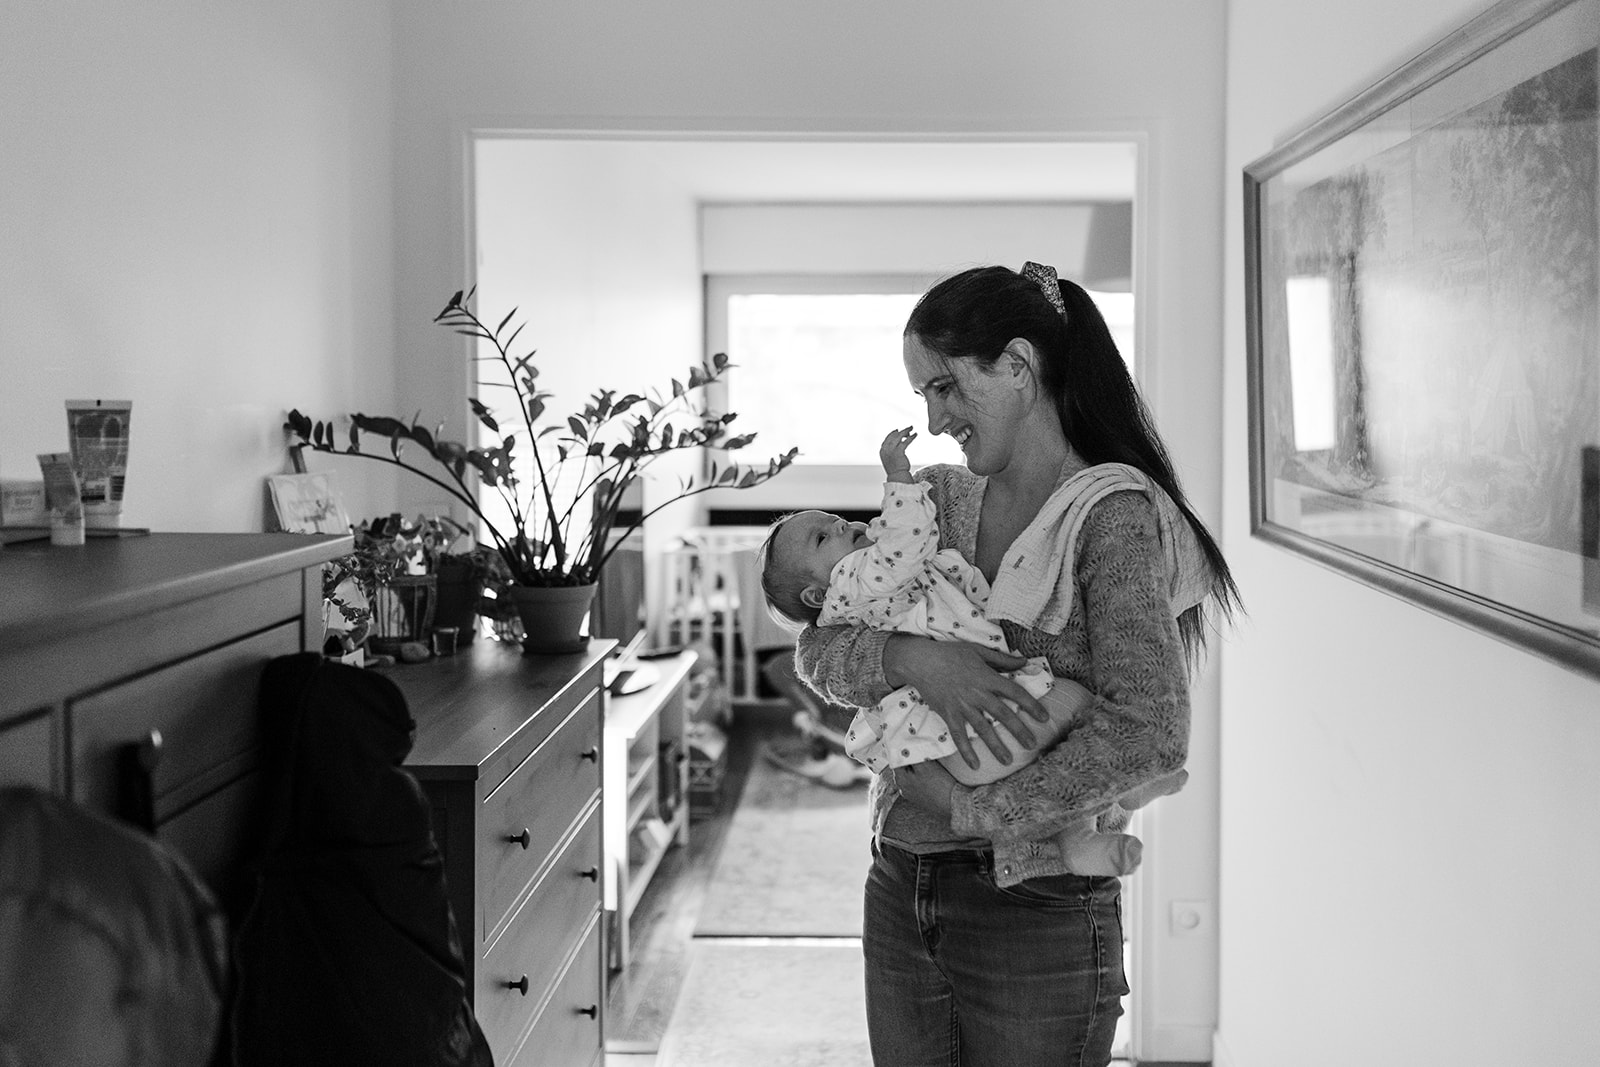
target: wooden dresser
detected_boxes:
[386,639,611,1067]
[0,532,348,913]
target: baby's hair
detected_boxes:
[757,513,822,630]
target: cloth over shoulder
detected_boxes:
[986,462,1213,634]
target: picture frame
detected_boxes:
[267,471,351,536]
[1243,0,1600,679]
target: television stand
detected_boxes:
[602,648,696,973]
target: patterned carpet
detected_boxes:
[656,940,871,1067]
[692,740,874,938]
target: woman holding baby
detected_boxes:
[794,262,1240,1066]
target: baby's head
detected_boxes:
[758,510,873,628]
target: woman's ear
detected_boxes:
[800,584,827,610]
[1001,338,1039,386]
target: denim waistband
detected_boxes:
[876,838,993,865]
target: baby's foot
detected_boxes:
[1057,830,1144,877]
[1118,768,1189,812]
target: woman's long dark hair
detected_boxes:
[905,265,1241,659]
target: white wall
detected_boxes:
[471,138,705,567]
[392,2,1227,1059]
[1221,3,1600,1065]
[0,0,397,532]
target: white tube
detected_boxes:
[38,452,85,546]
[65,399,132,529]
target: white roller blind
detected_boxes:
[700,202,1099,277]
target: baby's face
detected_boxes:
[775,510,873,586]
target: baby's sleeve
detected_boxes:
[858,482,940,578]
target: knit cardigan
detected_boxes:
[794,459,1204,887]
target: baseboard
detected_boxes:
[1211,1030,1238,1067]
[1138,1023,1213,1064]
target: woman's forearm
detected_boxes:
[951,493,1191,842]
[793,624,894,708]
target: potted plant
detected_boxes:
[287,288,797,652]
[321,516,428,658]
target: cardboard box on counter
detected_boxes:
[0,480,48,527]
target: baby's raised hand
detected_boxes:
[879,426,917,481]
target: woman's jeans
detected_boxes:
[862,841,1127,1067]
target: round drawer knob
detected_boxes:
[580,866,599,882]
[581,747,599,763]
[508,828,531,849]
[137,729,164,772]
[508,975,529,996]
[577,1004,598,1019]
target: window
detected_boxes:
[709,275,962,470]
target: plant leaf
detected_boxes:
[469,398,499,433]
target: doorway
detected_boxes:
[471,133,1156,1062]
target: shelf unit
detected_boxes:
[602,649,696,973]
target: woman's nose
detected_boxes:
[924,397,949,435]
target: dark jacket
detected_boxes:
[232,653,492,1067]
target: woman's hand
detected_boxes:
[882,634,1049,771]
[892,761,958,820]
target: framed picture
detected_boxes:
[1243,0,1600,679]
[267,471,351,535]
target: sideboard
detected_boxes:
[386,639,612,1067]
[0,533,611,1066]
[0,531,349,914]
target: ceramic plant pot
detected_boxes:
[508,582,597,654]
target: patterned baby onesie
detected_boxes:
[818,480,1053,773]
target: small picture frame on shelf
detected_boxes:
[267,471,350,535]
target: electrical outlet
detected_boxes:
[1169,900,1212,937]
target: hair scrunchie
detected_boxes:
[1020,261,1069,321]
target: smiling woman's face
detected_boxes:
[902,336,1028,477]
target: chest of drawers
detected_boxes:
[0,532,347,916]
[389,639,612,1067]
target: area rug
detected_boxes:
[656,940,871,1067]
[693,740,873,937]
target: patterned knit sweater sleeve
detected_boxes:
[949,489,1191,843]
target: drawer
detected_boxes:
[506,914,603,1067]
[478,688,601,940]
[157,766,263,917]
[70,623,300,819]
[476,804,601,1059]
[0,710,54,790]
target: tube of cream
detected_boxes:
[38,452,85,546]
[65,399,132,529]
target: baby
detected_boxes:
[760,427,1183,876]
